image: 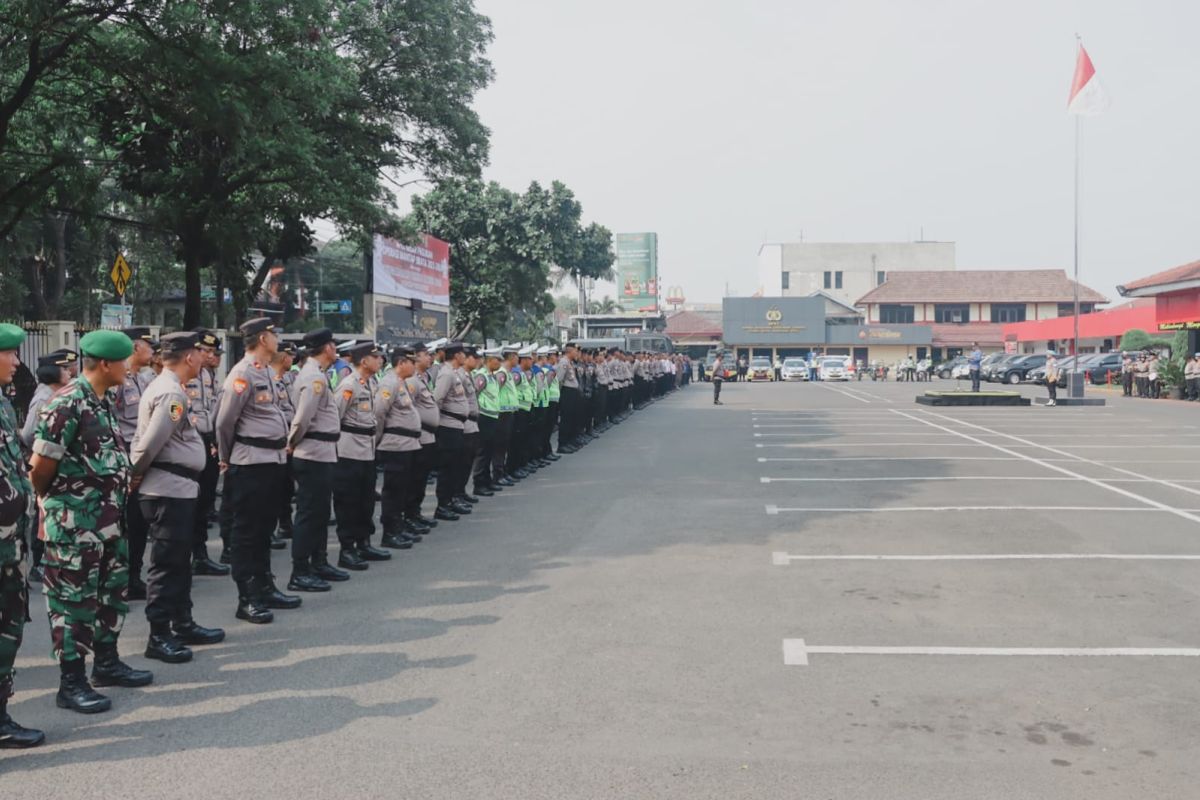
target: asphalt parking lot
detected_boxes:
[6,377,1198,798]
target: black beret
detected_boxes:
[346,341,381,360]
[443,341,464,358]
[160,331,201,355]
[279,341,298,357]
[240,317,275,337]
[301,327,332,350]
[121,326,154,343]
[192,327,222,350]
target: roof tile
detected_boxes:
[856,270,1107,305]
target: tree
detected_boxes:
[1118,329,1171,352]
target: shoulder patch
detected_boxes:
[233,378,248,395]
[381,389,392,400]
[313,380,324,395]
[474,375,486,392]
[342,388,354,401]
[168,400,185,422]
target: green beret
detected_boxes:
[80,330,134,361]
[0,323,25,351]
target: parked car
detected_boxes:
[819,356,851,381]
[1084,352,1125,385]
[703,352,736,381]
[781,357,809,381]
[997,353,1050,384]
[984,354,1024,382]
[935,356,967,379]
[749,357,774,381]
[1026,355,1083,386]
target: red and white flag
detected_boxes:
[1068,42,1110,115]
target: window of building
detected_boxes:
[835,271,843,289]
[934,303,970,324]
[823,271,832,289]
[781,271,789,290]
[880,304,915,324]
[991,303,1026,323]
[1057,302,1095,316]
[877,270,886,286]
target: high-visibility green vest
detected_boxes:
[548,369,561,403]
[516,368,533,411]
[475,367,500,418]
[497,367,518,412]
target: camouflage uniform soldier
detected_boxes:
[0,324,44,747]
[30,330,153,715]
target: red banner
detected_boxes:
[372,234,451,306]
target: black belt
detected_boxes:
[441,410,467,422]
[150,462,201,482]
[468,412,479,420]
[235,435,287,450]
[420,422,438,434]
[340,423,375,436]
[303,430,339,442]
[384,426,421,439]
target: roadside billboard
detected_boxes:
[616,232,658,311]
[371,233,451,307]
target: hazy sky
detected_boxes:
[457,0,1200,305]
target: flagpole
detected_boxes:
[1071,35,1082,397]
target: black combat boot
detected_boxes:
[311,555,350,582]
[144,625,193,664]
[380,531,413,550]
[434,505,460,522]
[358,541,392,561]
[0,696,45,748]
[268,533,287,550]
[56,661,111,714]
[173,618,226,645]
[457,493,480,505]
[192,554,230,576]
[126,577,148,601]
[405,515,432,534]
[259,575,302,609]
[450,499,473,515]
[402,521,425,543]
[287,566,332,593]
[337,547,368,571]
[91,643,154,688]
[235,579,274,624]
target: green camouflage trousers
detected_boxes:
[42,537,128,663]
[0,563,29,701]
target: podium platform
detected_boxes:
[915,391,1031,407]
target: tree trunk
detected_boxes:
[22,252,48,320]
[214,265,225,329]
[183,249,203,328]
[47,213,67,318]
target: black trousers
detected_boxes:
[435,426,464,505]
[593,387,608,429]
[291,458,333,568]
[1047,383,1057,402]
[278,456,294,534]
[1124,372,1135,396]
[511,411,531,471]
[970,369,981,392]
[193,433,219,558]
[378,450,414,534]
[713,379,722,403]
[218,473,234,551]
[1187,376,1199,401]
[333,457,377,548]
[492,414,514,479]
[408,444,437,517]
[474,415,498,487]
[543,403,559,456]
[558,387,579,448]
[580,394,593,433]
[226,463,286,584]
[125,488,148,582]
[141,496,197,627]
[460,431,479,495]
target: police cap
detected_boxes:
[239,317,275,338]
[302,327,335,352]
[160,331,201,355]
[121,326,156,345]
[346,341,381,361]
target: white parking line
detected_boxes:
[765,505,1148,514]
[772,552,1200,563]
[757,456,1022,462]
[761,476,1071,483]
[813,383,872,403]
[756,442,982,448]
[894,409,1200,526]
[754,432,955,437]
[782,639,1200,666]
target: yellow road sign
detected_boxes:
[111,253,132,296]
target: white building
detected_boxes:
[756,241,957,307]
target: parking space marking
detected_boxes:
[756,442,983,448]
[766,505,1147,514]
[913,409,1200,505]
[782,639,1200,666]
[894,409,1200,526]
[753,423,929,428]
[772,552,1200,563]
[754,431,956,437]
[813,383,872,403]
[757,456,1022,462]
[761,476,1071,483]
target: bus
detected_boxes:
[569,332,674,354]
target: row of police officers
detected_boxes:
[0,320,683,747]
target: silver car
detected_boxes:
[781,358,809,381]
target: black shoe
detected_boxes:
[458,493,480,505]
[192,556,231,576]
[235,597,274,624]
[219,548,232,565]
[413,514,438,528]
[91,647,154,688]
[269,534,287,550]
[405,517,431,535]
[512,468,530,479]
[0,708,45,748]
[401,523,424,543]
[172,620,226,645]
[57,669,111,714]
[312,561,351,582]
[473,487,495,497]
[277,524,294,540]
[126,579,147,601]
[496,476,516,487]
[145,633,193,664]
[260,579,302,609]
[27,565,44,584]
[557,446,576,454]
[434,506,460,521]
[359,543,392,561]
[338,549,369,571]
[288,572,332,592]
[450,501,473,515]
[381,532,414,550]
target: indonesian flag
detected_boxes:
[1068,43,1110,115]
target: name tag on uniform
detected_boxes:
[359,401,371,411]
[255,392,271,403]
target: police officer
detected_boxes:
[1186,354,1200,401]
[286,328,346,590]
[508,346,535,478]
[375,346,424,548]
[130,332,225,664]
[457,346,483,505]
[471,347,503,495]
[432,342,472,519]
[214,318,300,624]
[556,344,580,453]
[30,329,153,714]
[0,324,43,746]
[113,327,156,600]
[186,329,229,577]
[493,344,519,482]
[538,346,562,462]
[333,341,390,569]
[405,343,442,529]
[271,342,297,550]
[426,338,448,385]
